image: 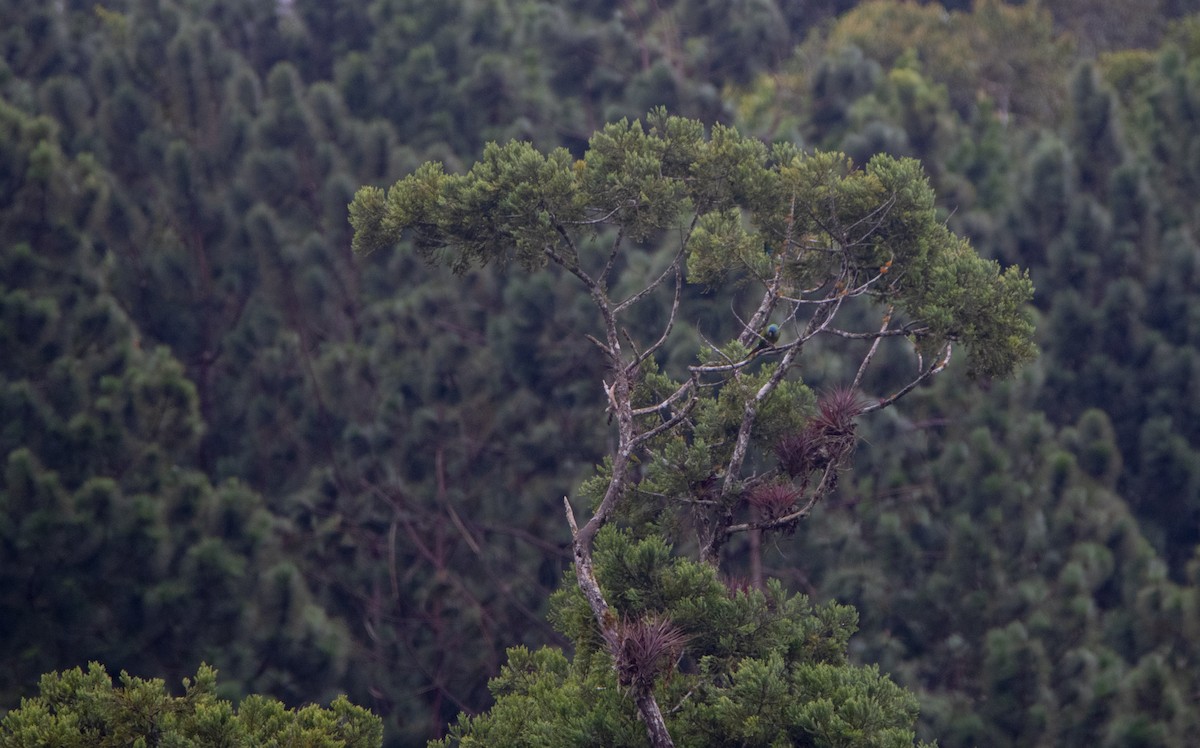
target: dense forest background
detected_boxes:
[3,0,1200,745]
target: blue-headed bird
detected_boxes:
[752,323,780,353]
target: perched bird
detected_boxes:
[752,323,780,353]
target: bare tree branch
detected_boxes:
[852,305,894,392]
[738,212,791,348]
[601,224,626,290]
[631,386,699,448]
[631,258,684,372]
[585,333,613,355]
[825,325,921,340]
[614,217,696,315]
[631,377,697,417]
[563,496,579,536]
[563,203,627,226]
[861,342,952,415]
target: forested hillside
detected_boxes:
[2,1,1199,746]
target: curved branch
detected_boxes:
[631,377,697,418]
[797,295,845,344]
[632,391,699,448]
[825,325,921,340]
[861,342,952,415]
[723,459,844,538]
[851,305,893,392]
[738,224,791,348]
[601,224,626,288]
[630,255,685,373]
[614,215,697,315]
[562,203,627,226]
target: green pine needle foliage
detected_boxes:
[350,111,1035,379]
[433,530,931,747]
[0,663,382,748]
